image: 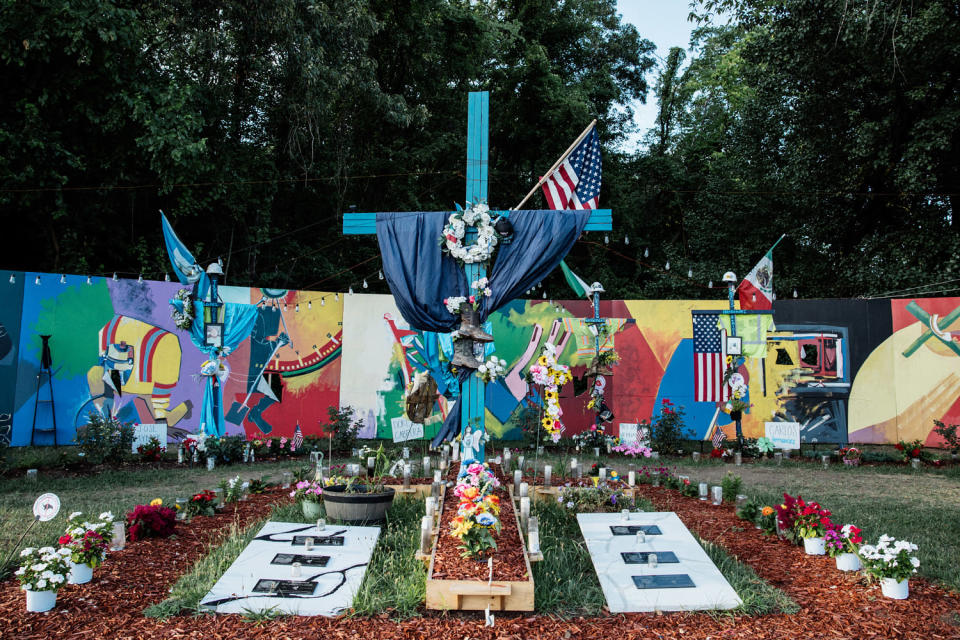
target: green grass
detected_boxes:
[0,459,310,577]
[697,537,799,616]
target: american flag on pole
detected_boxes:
[291,424,303,451]
[692,311,730,403]
[541,126,602,210]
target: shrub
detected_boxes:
[203,435,245,464]
[325,405,362,453]
[137,436,165,462]
[933,419,960,454]
[721,472,742,503]
[75,412,134,464]
[649,399,692,454]
[126,502,177,541]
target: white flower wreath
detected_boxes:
[440,202,499,266]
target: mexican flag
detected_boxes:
[560,260,590,298]
[739,250,774,310]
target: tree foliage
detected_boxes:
[1,0,958,301]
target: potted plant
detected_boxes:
[125,500,177,541]
[15,546,71,612]
[290,479,324,519]
[859,534,919,599]
[794,499,833,554]
[725,397,750,423]
[184,489,217,518]
[59,511,113,584]
[825,524,863,571]
[840,447,862,467]
[322,444,396,523]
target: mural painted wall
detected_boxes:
[1,270,957,447]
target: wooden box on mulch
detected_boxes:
[424,483,534,611]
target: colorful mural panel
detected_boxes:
[3,270,959,448]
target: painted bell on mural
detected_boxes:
[405,371,438,424]
[458,307,493,343]
[451,337,483,369]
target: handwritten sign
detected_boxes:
[765,422,801,450]
[132,423,167,453]
[619,423,650,447]
[33,493,61,522]
[391,417,424,443]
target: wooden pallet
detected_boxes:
[424,486,535,611]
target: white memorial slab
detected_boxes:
[200,521,380,616]
[577,512,742,612]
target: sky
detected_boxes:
[616,0,700,150]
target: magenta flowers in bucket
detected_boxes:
[290,480,323,503]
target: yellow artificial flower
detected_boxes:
[587,399,596,409]
[544,390,558,401]
[149,498,163,507]
[450,517,473,538]
[762,506,775,517]
[538,356,548,366]
[542,417,554,429]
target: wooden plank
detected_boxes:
[343,209,612,234]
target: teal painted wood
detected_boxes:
[342,90,614,463]
[342,209,613,234]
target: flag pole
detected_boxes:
[512,119,597,210]
[767,233,787,254]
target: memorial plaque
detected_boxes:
[292,535,344,546]
[621,551,679,564]
[252,579,318,596]
[632,574,696,590]
[609,525,662,536]
[271,553,330,567]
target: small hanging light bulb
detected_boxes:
[321,297,325,307]
[644,247,649,258]
[86,276,92,285]
[363,279,368,289]
[335,292,339,301]
[604,234,610,244]
[8,274,15,284]
[112,272,118,281]
[772,292,777,301]
[308,300,312,310]
[793,289,798,298]
[164,273,170,282]
[665,261,670,270]
[138,274,143,283]
[349,286,354,294]
[542,291,547,299]
[378,270,384,280]
[687,269,693,278]
[60,274,66,284]
[709,281,713,289]
[295,303,300,312]
[35,275,40,285]
[284,303,288,311]
[752,293,757,302]
[537,282,543,288]
[624,235,630,245]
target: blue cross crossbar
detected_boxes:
[342,209,612,234]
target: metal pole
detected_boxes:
[727,279,743,452]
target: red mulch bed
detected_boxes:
[431,484,528,582]
[2,482,960,639]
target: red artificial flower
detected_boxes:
[911,448,921,458]
[58,535,72,545]
[895,443,904,451]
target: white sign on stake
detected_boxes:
[619,423,638,446]
[33,493,61,522]
[391,417,424,443]
[132,423,168,453]
[765,421,801,450]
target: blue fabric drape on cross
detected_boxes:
[189,302,258,437]
[375,209,590,446]
[376,212,468,332]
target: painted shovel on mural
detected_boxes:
[224,335,288,425]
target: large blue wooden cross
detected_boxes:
[343,91,612,461]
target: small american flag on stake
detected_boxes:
[712,424,726,449]
[291,424,303,451]
[540,125,602,210]
[692,311,730,403]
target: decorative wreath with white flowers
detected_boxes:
[171,288,195,331]
[440,202,499,266]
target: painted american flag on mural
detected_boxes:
[692,311,730,403]
[541,125,602,210]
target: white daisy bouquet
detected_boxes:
[859,534,920,582]
[15,547,72,592]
